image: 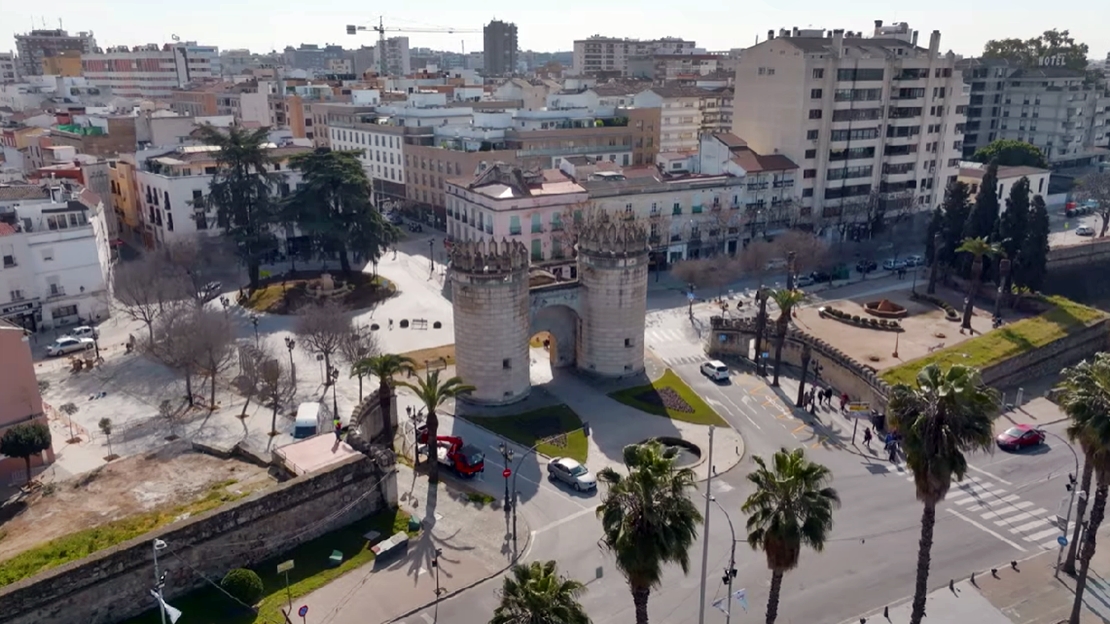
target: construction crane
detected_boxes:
[346,17,481,77]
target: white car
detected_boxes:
[795,274,814,287]
[882,258,906,271]
[904,255,925,267]
[67,325,99,340]
[1076,225,1095,237]
[547,457,597,491]
[700,360,730,381]
[46,337,95,357]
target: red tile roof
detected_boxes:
[0,223,17,237]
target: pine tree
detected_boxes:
[964,162,1001,242]
[997,177,1030,267]
[924,207,943,266]
[938,181,972,271]
[1015,195,1050,292]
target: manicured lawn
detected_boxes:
[0,480,247,588]
[244,271,395,314]
[466,405,588,463]
[120,507,415,624]
[881,295,1108,387]
[609,370,727,426]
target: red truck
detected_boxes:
[416,426,485,478]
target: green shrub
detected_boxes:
[851,315,861,322]
[221,568,264,605]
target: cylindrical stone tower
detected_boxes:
[449,239,532,405]
[575,220,651,378]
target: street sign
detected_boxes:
[687,292,696,301]
[277,560,295,574]
[1058,535,1069,546]
[502,468,512,478]
[298,605,309,618]
[847,402,871,412]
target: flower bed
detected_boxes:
[635,387,695,413]
[818,306,902,332]
[910,292,960,321]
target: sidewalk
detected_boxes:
[293,464,527,624]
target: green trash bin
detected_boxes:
[408,517,422,532]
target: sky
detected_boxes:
[3,1,1109,60]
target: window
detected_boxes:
[502,358,512,370]
[805,149,817,159]
[42,248,53,262]
[531,239,543,261]
[531,213,542,233]
[806,129,819,141]
[812,68,824,79]
[837,68,884,82]
[52,304,78,319]
[803,169,817,179]
[830,127,880,141]
[10,290,23,301]
[509,215,521,235]
[802,188,814,198]
[810,88,823,99]
[624,338,633,348]
[808,109,822,120]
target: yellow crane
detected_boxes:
[347,17,481,77]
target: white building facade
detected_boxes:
[82,42,219,99]
[573,36,698,76]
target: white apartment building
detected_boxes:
[133,144,308,248]
[82,42,219,99]
[0,183,112,331]
[573,36,697,76]
[730,25,970,234]
[377,37,411,76]
[0,53,17,84]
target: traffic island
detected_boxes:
[608,370,727,426]
[242,270,396,314]
[464,405,588,463]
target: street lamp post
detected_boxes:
[711,497,739,624]
[432,548,445,597]
[328,366,340,427]
[152,539,168,624]
[284,337,296,385]
[1045,430,1082,578]
[497,442,514,514]
[249,314,260,348]
[428,238,435,275]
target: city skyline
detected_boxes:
[3,2,1109,61]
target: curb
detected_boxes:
[383,518,534,624]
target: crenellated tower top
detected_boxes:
[576,218,650,258]
[448,238,530,275]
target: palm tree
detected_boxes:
[596,441,702,624]
[742,448,840,624]
[397,370,474,481]
[955,237,1004,331]
[490,560,591,624]
[768,288,806,387]
[1055,354,1110,622]
[287,149,397,275]
[752,288,770,376]
[352,353,416,446]
[888,363,999,624]
[194,124,279,291]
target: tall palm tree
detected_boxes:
[596,441,702,624]
[752,288,770,376]
[352,353,416,446]
[742,448,840,624]
[955,237,1004,331]
[1056,354,1110,623]
[397,370,474,481]
[195,124,279,291]
[888,363,998,624]
[768,288,806,387]
[490,560,591,624]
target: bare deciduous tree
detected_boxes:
[737,240,777,287]
[258,358,296,436]
[295,300,353,383]
[191,309,236,409]
[161,236,237,306]
[671,257,742,307]
[234,345,268,418]
[770,230,831,281]
[112,253,189,340]
[145,304,204,407]
[338,325,380,402]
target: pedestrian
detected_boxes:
[863,427,873,447]
[823,388,832,407]
[840,392,849,412]
[389,318,394,330]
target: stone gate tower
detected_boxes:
[575,220,650,377]
[449,219,650,406]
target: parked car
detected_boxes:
[388,212,404,225]
[547,457,597,491]
[407,222,424,232]
[764,258,788,271]
[795,274,815,287]
[856,259,877,273]
[904,255,925,267]
[1076,225,1095,236]
[47,337,95,357]
[67,325,99,340]
[996,424,1046,451]
[809,270,833,283]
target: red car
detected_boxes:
[996,424,1046,451]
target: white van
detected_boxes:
[292,402,328,439]
[700,360,729,381]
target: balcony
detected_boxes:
[531,224,544,234]
[47,286,66,298]
[747,182,769,191]
[2,255,15,268]
[773,180,795,189]
[509,227,522,236]
[670,233,682,242]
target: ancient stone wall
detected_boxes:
[979,318,1110,390]
[0,453,397,624]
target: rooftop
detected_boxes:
[451,162,586,199]
[959,164,1050,180]
[0,184,51,202]
[730,148,799,173]
[778,36,927,55]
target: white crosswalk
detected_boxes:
[903,470,1067,551]
[644,328,708,368]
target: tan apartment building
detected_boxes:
[632,85,727,153]
[730,24,969,232]
[171,86,219,117]
[41,50,83,77]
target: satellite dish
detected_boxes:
[171,34,180,42]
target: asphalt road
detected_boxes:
[391,284,1079,624]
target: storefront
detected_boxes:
[0,300,39,332]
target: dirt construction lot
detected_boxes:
[0,443,274,564]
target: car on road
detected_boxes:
[388,212,404,225]
[407,222,424,232]
[67,325,99,340]
[1076,225,1095,236]
[882,258,907,271]
[547,457,597,491]
[996,424,1046,451]
[856,259,877,273]
[904,255,925,267]
[46,337,95,357]
[809,270,833,283]
[700,359,730,381]
[795,274,814,287]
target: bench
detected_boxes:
[370,531,410,559]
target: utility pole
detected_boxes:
[696,425,715,624]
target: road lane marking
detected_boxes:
[1029,527,1064,542]
[533,505,597,535]
[946,509,1027,552]
[968,464,1014,486]
[792,424,808,435]
[973,500,1034,516]
[1014,519,1053,533]
[987,507,1047,523]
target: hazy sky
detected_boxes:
[3,1,1108,60]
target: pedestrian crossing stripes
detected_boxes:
[644,328,707,368]
[904,471,1066,550]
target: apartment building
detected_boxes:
[0,181,112,332]
[634,85,729,153]
[0,322,54,486]
[82,42,219,99]
[171,81,270,126]
[730,23,969,230]
[573,37,697,76]
[956,57,1110,166]
[0,53,18,84]
[378,38,412,77]
[131,143,309,248]
[48,113,137,158]
[493,78,556,111]
[108,156,141,241]
[283,44,347,73]
[484,20,518,76]
[41,50,82,77]
[14,29,96,78]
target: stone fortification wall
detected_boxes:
[0,453,397,624]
